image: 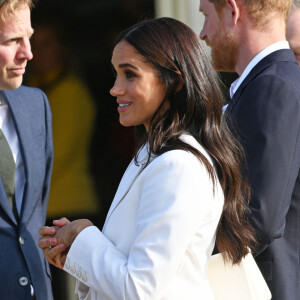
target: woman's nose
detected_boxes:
[110,79,125,97]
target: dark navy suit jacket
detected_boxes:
[0,86,53,300]
[226,49,300,300]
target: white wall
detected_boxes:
[154,0,205,42]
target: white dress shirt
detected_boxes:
[0,94,26,215]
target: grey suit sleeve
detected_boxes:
[40,91,54,222]
[230,75,300,255]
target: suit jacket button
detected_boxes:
[19,236,24,245]
[19,277,29,286]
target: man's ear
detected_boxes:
[225,0,240,26]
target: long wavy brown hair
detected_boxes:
[114,17,255,264]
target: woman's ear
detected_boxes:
[175,74,184,93]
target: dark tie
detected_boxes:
[0,128,18,219]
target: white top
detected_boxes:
[0,95,25,215]
[64,134,224,300]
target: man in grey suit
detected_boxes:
[0,0,53,299]
[199,0,300,299]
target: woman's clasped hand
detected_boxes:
[38,218,93,269]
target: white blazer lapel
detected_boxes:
[103,144,150,230]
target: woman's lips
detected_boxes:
[117,99,132,113]
[117,102,132,113]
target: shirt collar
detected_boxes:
[229,41,290,98]
[0,93,6,106]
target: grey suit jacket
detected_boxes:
[0,86,53,300]
[226,49,300,300]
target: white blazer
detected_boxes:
[64,134,224,300]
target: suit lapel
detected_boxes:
[103,144,151,230]
[3,90,37,224]
[227,49,297,113]
[0,93,17,223]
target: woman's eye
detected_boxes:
[125,70,136,79]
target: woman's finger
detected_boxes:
[61,252,68,265]
[39,226,56,236]
[52,217,70,227]
[38,236,57,250]
[47,243,66,268]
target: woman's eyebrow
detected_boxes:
[118,63,138,70]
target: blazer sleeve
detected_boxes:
[40,90,54,221]
[231,74,300,255]
[64,150,222,299]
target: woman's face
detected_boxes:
[110,41,166,131]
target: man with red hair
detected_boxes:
[199,0,300,299]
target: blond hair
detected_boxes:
[0,0,34,21]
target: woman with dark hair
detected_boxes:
[39,17,255,300]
